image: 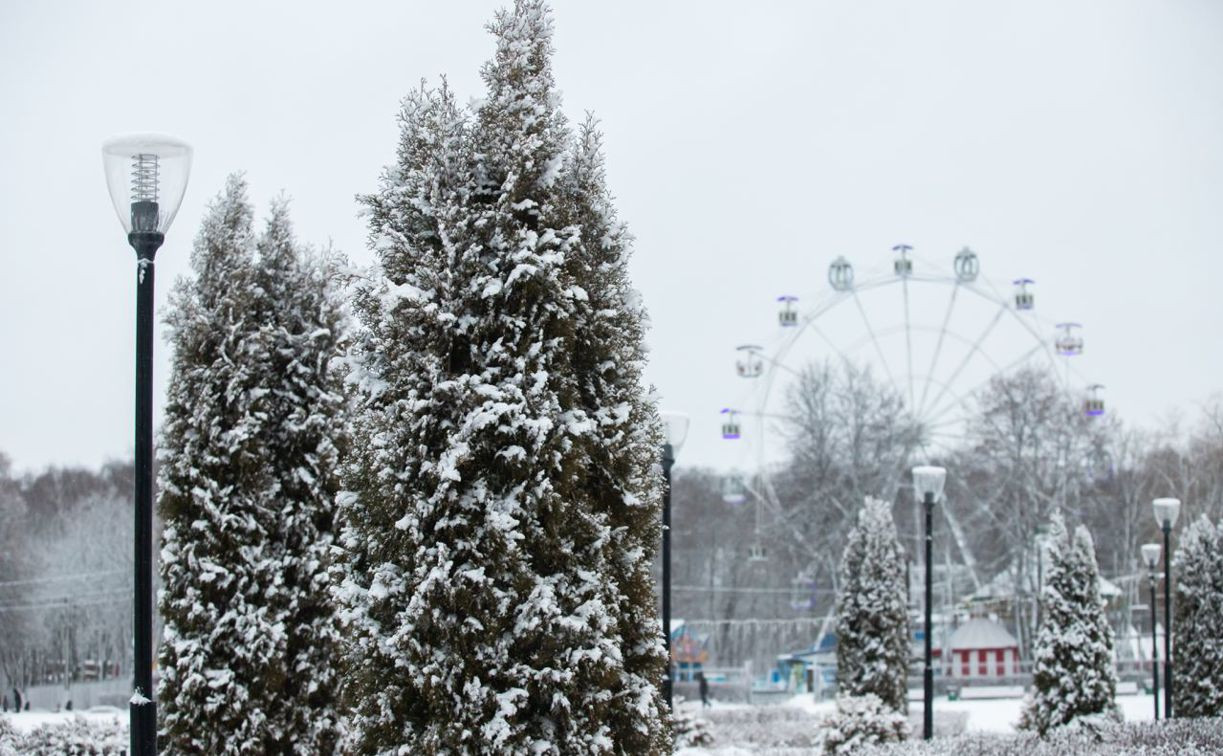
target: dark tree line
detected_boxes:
[0,456,136,692]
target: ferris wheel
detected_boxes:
[720,245,1103,584]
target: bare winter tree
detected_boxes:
[948,367,1108,657]
[0,456,32,690]
[666,467,819,674]
[0,459,134,690]
[32,492,131,683]
[772,361,922,598]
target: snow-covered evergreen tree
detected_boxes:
[558,112,669,742]
[834,497,910,714]
[335,2,669,751]
[1172,514,1223,718]
[158,175,347,753]
[1019,514,1119,735]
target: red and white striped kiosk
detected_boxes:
[946,618,1020,679]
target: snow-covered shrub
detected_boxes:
[0,716,18,756]
[671,698,714,747]
[1104,717,1223,752]
[1019,514,1119,735]
[836,496,910,714]
[334,1,668,751]
[158,176,348,752]
[857,717,1223,755]
[16,716,127,755]
[1173,515,1223,717]
[692,705,822,748]
[819,693,910,754]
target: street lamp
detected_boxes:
[103,134,192,756]
[912,465,946,741]
[1141,542,1162,720]
[659,411,689,709]
[1152,497,1180,719]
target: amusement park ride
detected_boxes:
[718,245,1105,596]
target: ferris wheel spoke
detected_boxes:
[760,353,803,380]
[850,290,898,389]
[740,410,793,422]
[922,392,977,435]
[921,406,971,428]
[916,283,960,417]
[923,411,972,431]
[903,277,915,413]
[921,302,1006,424]
[806,321,858,374]
[923,383,1014,444]
[942,506,984,593]
[924,341,1046,423]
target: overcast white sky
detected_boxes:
[1,0,1221,473]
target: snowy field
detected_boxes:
[3,705,127,734]
[677,691,1158,753]
[0,694,1158,749]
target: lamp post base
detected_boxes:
[922,667,933,739]
[131,697,156,754]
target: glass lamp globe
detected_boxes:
[660,411,690,454]
[1152,498,1181,529]
[912,465,947,502]
[102,134,193,235]
[1140,543,1161,571]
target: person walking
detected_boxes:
[698,671,711,709]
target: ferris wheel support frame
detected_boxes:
[732,258,1092,597]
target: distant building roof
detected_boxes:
[948,618,1019,651]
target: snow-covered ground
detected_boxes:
[3,694,1158,747]
[716,690,1154,732]
[2,706,128,734]
[938,692,1154,733]
[678,691,1159,753]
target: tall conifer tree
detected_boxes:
[336,2,668,751]
[1172,514,1223,717]
[1020,514,1118,735]
[158,176,347,752]
[834,497,910,714]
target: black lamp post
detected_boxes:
[1152,497,1180,720]
[659,411,689,709]
[103,134,192,756]
[912,465,946,741]
[1141,542,1162,720]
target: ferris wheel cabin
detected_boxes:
[954,247,979,282]
[720,408,741,440]
[1085,384,1105,416]
[1055,322,1084,356]
[828,256,854,291]
[721,472,748,505]
[1013,278,1035,310]
[777,295,799,327]
[893,243,913,276]
[736,345,764,378]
